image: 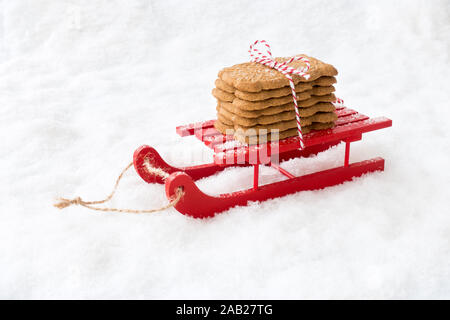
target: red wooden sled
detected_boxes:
[133,106,392,218]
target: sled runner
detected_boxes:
[133,106,391,218]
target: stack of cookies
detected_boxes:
[212,55,339,144]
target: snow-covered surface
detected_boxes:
[1,0,450,299]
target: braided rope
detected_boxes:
[54,160,183,214]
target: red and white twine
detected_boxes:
[249,40,310,149]
[333,97,344,107]
[249,40,344,149]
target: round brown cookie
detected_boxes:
[219,100,294,118]
[219,100,293,117]
[216,111,234,126]
[232,93,336,110]
[218,104,337,127]
[230,111,337,128]
[313,76,337,86]
[215,79,235,93]
[235,119,300,133]
[311,85,335,96]
[217,114,301,133]
[217,106,295,126]
[216,76,336,100]
[213,85,336,104]
[298,103,336,117]
[234,121,336,138]
[219,101,335,119]
[214,119,234,135]
[218,55,338,92]
[308,121,335,131]
[235,81,336,101]
[212,88,235,102]
[213,86,318,104]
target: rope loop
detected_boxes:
[54,160,183,214]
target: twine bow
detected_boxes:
[249,40,311,149]
[54,196,84,209]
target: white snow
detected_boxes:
[1,0,450,299]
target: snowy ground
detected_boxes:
[1,0,449,299]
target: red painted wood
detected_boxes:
[344,141,350,167]
[199,127,221,138]
[190,108,368,152]
[208,134,236,148]
[276,141,340,161]
[270,163,296,179]
[211,110,371,154]
[136,109,391,218]
[304,118,390,146]
[176,120,215,137]
[165,158,385,218]
[253,165,259,190]
[336,107,357,117]
[194,127,210,142]
[133,142,339,185]
[133,145,245,184]
[202,113,366,150]
[213,117,392,165]
[335,113,368,126]
[203,133,234,148]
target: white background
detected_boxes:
[1,0,449,299]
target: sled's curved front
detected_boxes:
[133,145,240,184]
[133,144,338,185]
[165,157,385,219]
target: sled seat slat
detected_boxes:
[195,107,363,150]
[201,134,233,148]
[175,107,392,165]
[335,112,369,126]
[176,120,215,137]
[176,107,355,138]
[335,107,357,117]
[199,127,221,138]
[211,108,370,152]
[177,107,360,141]
[212,117,391,164]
